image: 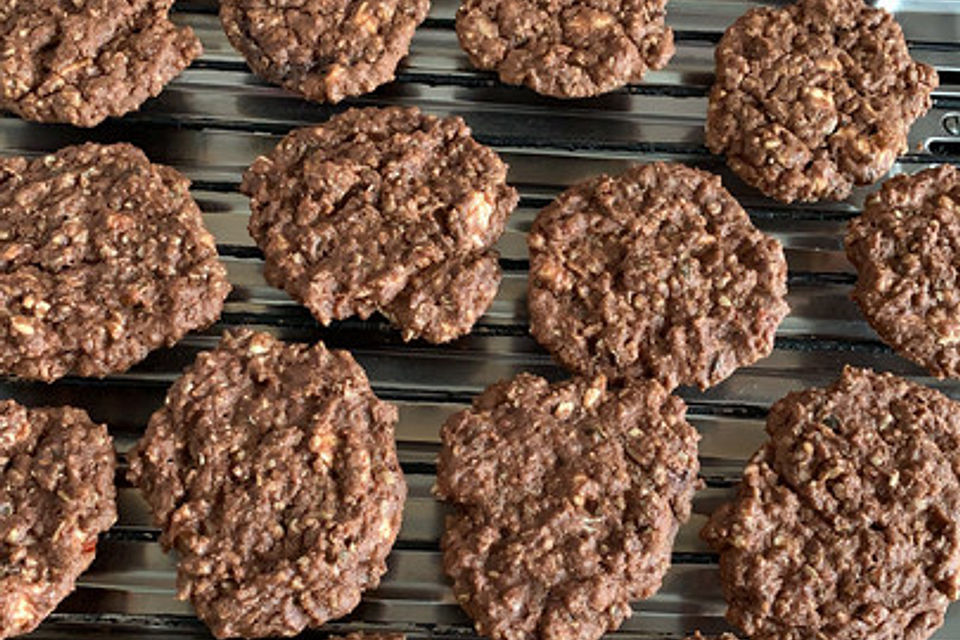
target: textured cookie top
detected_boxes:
[0,0,201,127]
[528,162,788,390]
[437,373,699,640]
[128,329,406,639]
[243,106,518,343]
[702,367,960,640]
[0,143,230,382]
[0,400,116,640]
[456,0,674,98]
[706,0,938,203]
[456,0,673,99]
[220,0,429,103]
[846,165,960,378]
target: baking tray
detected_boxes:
[3,0,960,638]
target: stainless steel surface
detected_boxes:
[4,1,960,638]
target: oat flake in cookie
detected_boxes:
[0,143,230,382]
[456,0,673,98]
[243,106,518,343]
[437,373,699,640]
[0,400,116,640]
[128,329,406,639]
[0,0,201,127]
[528,162,788,390]
[220,0,429,103]
[706,0,938,203]
[846,165,960,378]
[702,367,960,640]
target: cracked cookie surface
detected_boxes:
[528,161,788,390]
[456,0,673,98]
[706,0,937,203]
[703,367,960,640]
[243,106,517,343]
[0,0,201,127]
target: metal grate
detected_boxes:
[4,1,960,638]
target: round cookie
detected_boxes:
[527,162,789,390]
[456,0,674,99]
[0,143,231,382]
[436,373,700,640]
[684,635,738,640]
[128,329,406,639]
[0,0,202,127]
[702,367,960,640]
[242,106,518,343]
[0,400,116,640]
[706,0,938,203]
[846,165,960,378]
[220,0,429,103]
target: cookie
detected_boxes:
[702,367,960,640]
[705,0,938,203]
[0,143,231,382]
[437,373,699,640]
[456,0,674,98]
[0,0,201,127]
[0,400,116,640]
[684,635,738,640]
[846,165,960,378]
[528,162,789,390]
[220,0,429,103]
[128,329,406,639]
[243,106,518,343]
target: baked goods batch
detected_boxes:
[0,0,955,639]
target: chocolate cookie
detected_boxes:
[243,106,518,343]
[846,165,960,378]
[0,143,231,382]
[528,162,789,390]
[702,367,960,640]
[684,635,738,640]
[0,400,116,640]
[437,373,699,640]
[456,0,673,99]
[0,0,201,127]
[220,0,429,103]
[706,0,938,203]
[128,329,406,639]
